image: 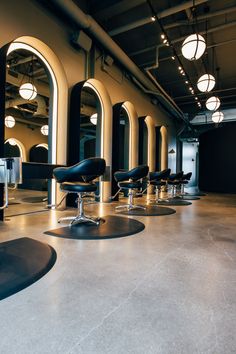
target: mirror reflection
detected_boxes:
[80,86,101,160]
[118,107,129,170]
[4,48,51,212]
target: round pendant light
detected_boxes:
[212,111,224,123]
[197,74,216,92]
[41,125,49,136]
[181,34,206,61]
[5,115,15,128]
[19,82,37,100]
[206,96,221,111]
[90,113,97,125]
[8,138,17,146]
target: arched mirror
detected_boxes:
[80,86,101,160]
[4,48,51,209]
[118,106,129,170]
[138,117,148,165]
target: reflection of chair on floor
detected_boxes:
[114,165,149,211]
[149,168,171,203]
[167,171,184,198]
[179,172,192,196]
[53,157,106,226]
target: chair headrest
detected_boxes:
[53,157,106,183]
[182,172,192,180]
[149,168,171,181]
[114,165,149,182]
[168,171,184,181]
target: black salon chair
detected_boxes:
[149,168,171,203]
[53,157,106,226]
[180,172,192,195]
[114,165,149,211]
[167,171,184,198]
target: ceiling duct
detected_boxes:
[6,95,48,118]
[41,0,185,121]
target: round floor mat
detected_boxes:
[157,199,192,206]
[178,195,200,200]
[45,215,145,240]
[21,196,47,203]
[185,192,206,197]
[117,205,176,216]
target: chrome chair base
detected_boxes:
[58,215,103,226]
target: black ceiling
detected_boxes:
[80,0,236,119]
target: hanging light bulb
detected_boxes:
[8,139,17,146]
[19,82,37,100]
[206,96,221,111]
[197,74,215,92]
[181,34,206,61]
[212,111,224,123]
[5,115,15,128]
[41,125,49,136]
[90,113,97,125]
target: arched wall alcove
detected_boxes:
[160,125,168,170]
[0,36,68,209]
[144,115,156,172]
[69,78,112,202]
[4,138,26,162]
[111,101,139,196]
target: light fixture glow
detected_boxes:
[206,96,221,111]
[8,138,17,146]
[5,115,15,128]
[41,125,49,136]
[151,16,156,22]
[212,111,224,123]
[197,74,216,93]
[19,82,37,100]
[181,34,206,61]
[90,113,98,125]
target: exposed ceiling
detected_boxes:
[84,0,236,122]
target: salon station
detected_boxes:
[1,1,236,353]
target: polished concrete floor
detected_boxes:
[1,190,236,353]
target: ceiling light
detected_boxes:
[5,115,15,128]
[181,34,206,61]
[171,56,175,60]
[185,80,189,84]
[161,34,165,39]
[19,82,37,100]
[90,113,97,125]
[41,125,49,136]
[197,74,216,93]
[151,16,156,22]
[206,96,221,111]
[195,97,198,100]
[8,139,17,146]
[212,111,224,123]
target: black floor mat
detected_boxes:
[0,237,57,300]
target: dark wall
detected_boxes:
[199,123,236,193]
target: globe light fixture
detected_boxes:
[5,115,15,128]
[206,96,221,111]
[90,113,97,125]
[19,82,37,100]
[41,125,49,136]
[197,74,216,92]
[181,34,206,61]
[8,138,17,146]
[212,111,224,123]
